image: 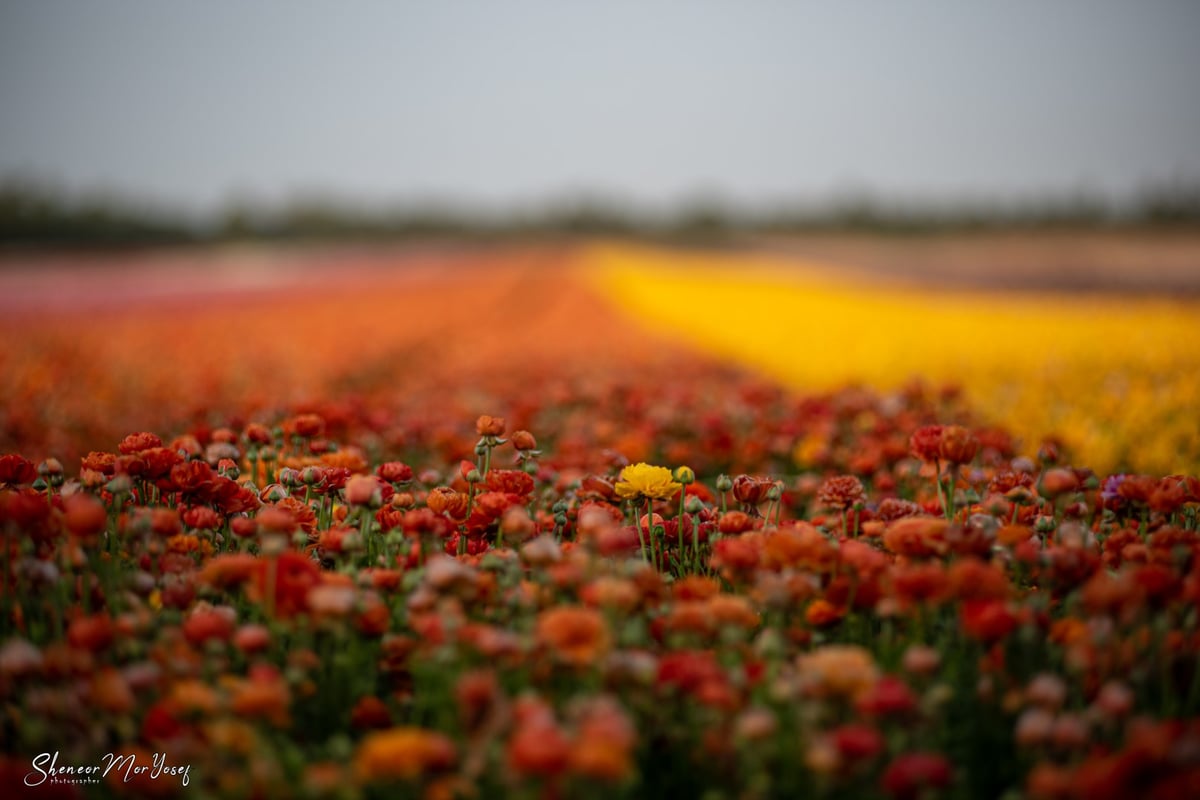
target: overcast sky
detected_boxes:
[2,2,1198,215]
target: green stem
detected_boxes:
[631,500,650,565]
[678,489,687,564]
[933,459,949,520]
[359,507,374,565]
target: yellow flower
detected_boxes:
[614,463,682,501]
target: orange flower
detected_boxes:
[883,517,948,558]
[198,553,260,589]
[90,667,135,714]
[568,697,636,783]
[511,430,538,451]
[354,727,456,783]
[272,496,318,535]
[762,524,837,572]
[231,669,292,727]
[997,524,1034,547]
[535,606,611,667]
[805,599,845,627]
[426,486,469,519]
[797,645,879,700]
[476,415,506,437]
[707,594,761,629]
[662,602,715,637]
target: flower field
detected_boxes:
[586,243,1200,477]
[2,241,1199,799]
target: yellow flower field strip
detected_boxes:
[583,243,1200,475]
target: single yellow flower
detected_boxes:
[614,463,682,501]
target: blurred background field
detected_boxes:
[2,233,1198,477]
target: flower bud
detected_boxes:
[106,474,133,495]
[38,458,65,487]
[511,430,538,451]
[674,466,695,485]
[476,415,506,437]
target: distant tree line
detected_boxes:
[2,178,1199,247]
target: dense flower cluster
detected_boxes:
[2,379,1199,798]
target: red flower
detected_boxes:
[350,696,393,731]
[182,505,221,531]
[377,461,413,484]
[400,508,454,539]
[909,425,944,463]
[212,478,260,515]
[67,612,115,652]
[939,425,979,465]
[118,432,163,454]
[254,552,322,618]
[0,454,37,487]
[287,413,325,439]
[818,475,866,510]
[244,423,272,445]
[657,650,727,698]
[508,706,570,778]
[170,460,216,498]
[485,469,535,497]
[856,676,918,717]
[881,752,953,800]
[61,492,108,540]
[183,607,236,646]
[833,724,885,762]
[140,447,183,480]
[731,474,773,509]
[960,599,1018,643]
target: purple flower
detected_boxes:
[1101,474,1129,504]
